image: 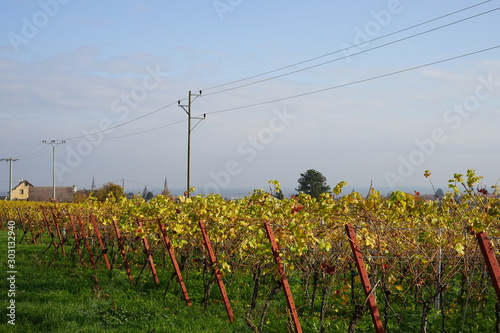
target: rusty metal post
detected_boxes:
[42,208,58,251]
[345,224,385,333]
[112,220,134,283]
[77,215,96,269]
[90,214,111,270]
[137,219,160,285]
[263,222,302,333]
[476,232,500,302]
[17,208,37,245]
[199,220,234,322]
[157,220,192,306]
[68,214,82,260]
[51,207,66,255]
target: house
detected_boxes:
[10,180,76,203]
[10,180,33,200]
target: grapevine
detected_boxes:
[1,170,500,332]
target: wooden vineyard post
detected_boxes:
[198,220,235,323]
[476,232,500,303]
[51,208,66,255]
[263,222,302,333]
[90,214,111,270]
[42,208,59,251]
[137,219,160,285]
[67,214,82,261]
[345,224,385,333]
[157,220,192,306]
[112,220,134,283]
[77,215,96,269]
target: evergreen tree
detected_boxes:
[296,169,331,198]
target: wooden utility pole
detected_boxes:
[42,140,65,200]
[178,91,204,196]
[1,158,19,200]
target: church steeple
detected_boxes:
[162,177,170,196]
[91,175,96,191]
[163,177,168,193]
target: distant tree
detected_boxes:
[73,189,90,203]
[145,191,154,201]
[93,183,124,202]
[296,169,331,198]
[435,188,444,199]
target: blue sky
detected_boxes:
[1,0,499,195]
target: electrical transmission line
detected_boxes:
[197,45,500,117]
[64,44,500,143]
[201,5,500,97]
[56,6,500,144]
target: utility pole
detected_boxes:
[42,140,65,201]
[178,91,204,197]
[1,158,19,201]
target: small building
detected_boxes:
[9,180,76,203]
[10,180,34,200]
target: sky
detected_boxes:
[1,0,499,196]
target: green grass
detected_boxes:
[0,230,260,333]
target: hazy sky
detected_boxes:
[1,0,499,195]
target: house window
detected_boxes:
[20,189,24,195]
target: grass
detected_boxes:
[0,229,263,333]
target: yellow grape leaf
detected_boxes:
[173,224,184,235]
[454,243,465,255]
[364,236,376,248]
[221,262,232,273]
[319,239,332,252]
[395,285,403,291]
[388,275,396,284]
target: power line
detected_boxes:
[198,45,500,117]
[65,119,186,143]
[45,44,500,145]
[17,142,42,158]
[63,45,500,143]
[60,100,180,142]
[201,0,493,93]
[19,144,52,160]
[201,5,500,97]
[53,9,500,144]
